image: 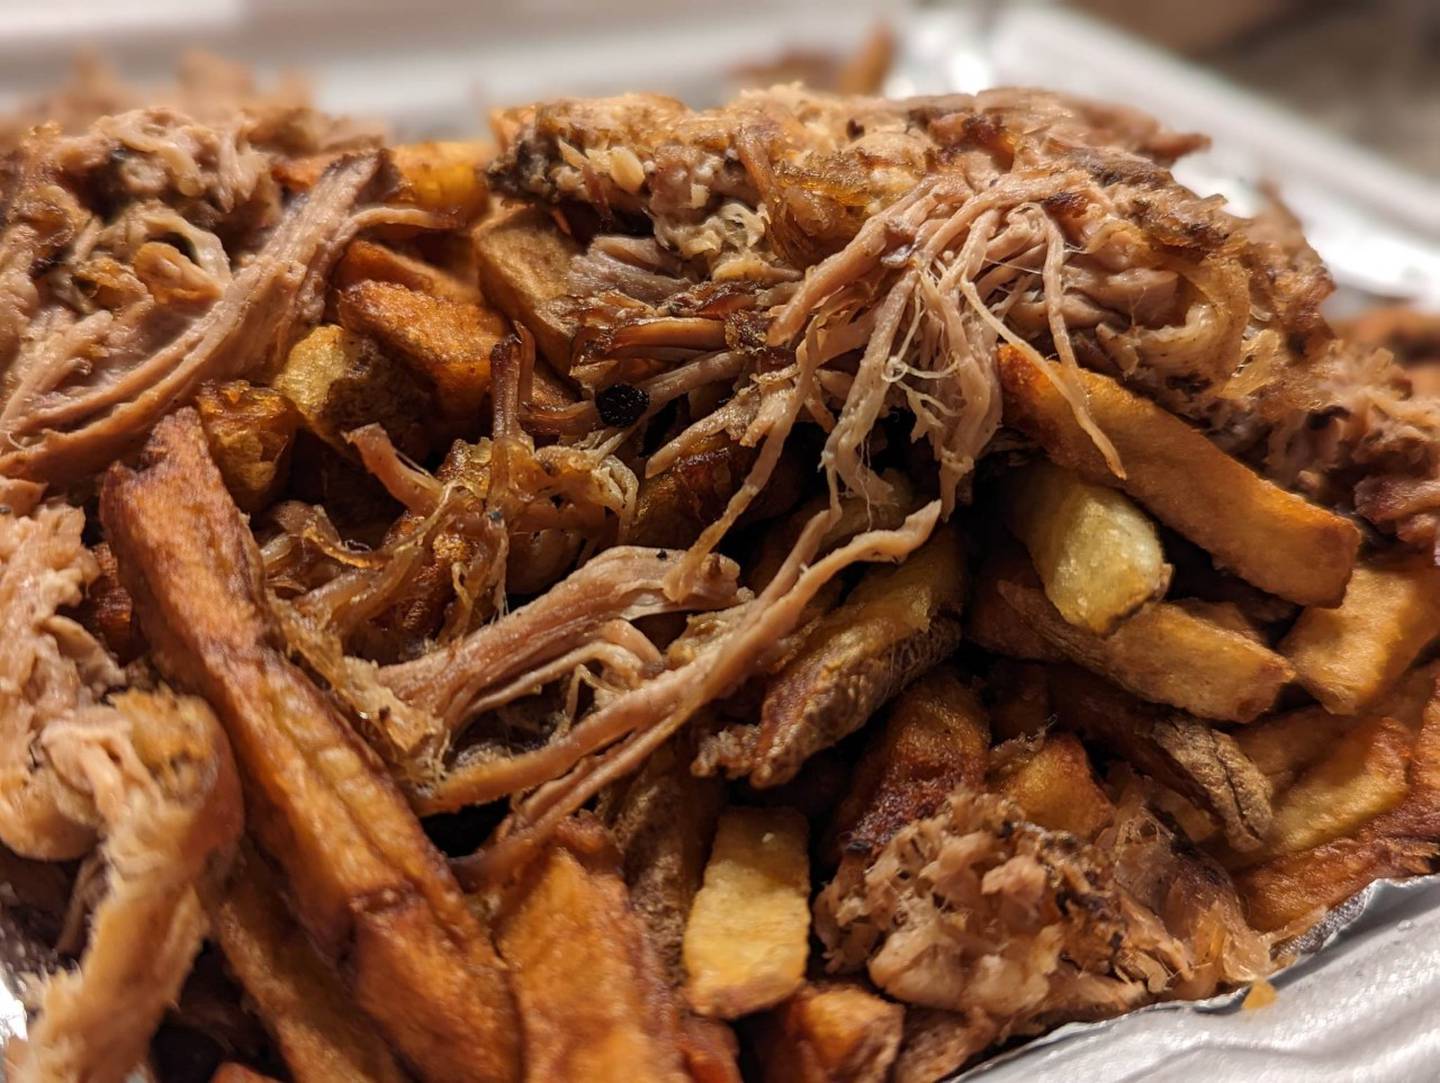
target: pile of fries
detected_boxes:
[5,69,1440,1083]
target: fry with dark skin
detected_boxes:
[101,410,520,1083]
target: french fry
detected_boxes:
[334,238,481,305]
[497,817,698,1082]
[389,141,491,220]
[1047,666,1273,850]
[827,667,989,867]
[598,732,726,981]
[1236,680,1440,932]
[995,547,1293,723]
[989,731,1114,840]
[1227,716,1412,868]
[740,524,967,787]
[211,846,408,1083]
[1231,706,1352,796]
[1004,460,1171,634]
[196,381,301,513]
[997,345,1361,606]
[271,325,433,459]
[473,204,579,370]
[751,982,904,1083]
[683,807,810,1018]
[337,281,509,423]
[1280,555,1440,715]
[966,562,1066,664]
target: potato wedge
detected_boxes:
[1047,666,1273,850]
[598,732,726,981]
[997,345,1361,606]
[338,281,508,423]
[826,667,989,867]
[1281,555,1440,715]
[196,381,301,513]
[1004,460,1170,634]
[752,982,904,1083]
[683,807,810,1018]
[738,524,967,786]
[995,548,1293,723]
[1229,716,1412,867]
[271,324,432,459]
[211,846,408,1083]
[989,731,1114,840]
[498,817,696,1082]
[334,238,481,305]
[1231,706,1354,796]
[473,204,579,370]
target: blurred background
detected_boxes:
[3,0,1438,308]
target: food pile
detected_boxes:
[4,62,1440,1083]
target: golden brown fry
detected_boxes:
[1047,666,1273,850]
[497,817,695,1083]
[827,667,989,867]
[990,731,1114,840]
[966,563,1066,663]
[338,281,509,422]
[334,238,481,304]
[995,548,1293,723]
[473,203,579,370]
[598,731,726,981]
[101,412,519,1083]
[1281,555,1440,715]
[1005,460,1171,634]
[997,345,1361,606]
[1236,680,1440,932]
[271,324,433,459]
[751,982,904,1083]
[196,381,301,513]
[1228,716,1411,868]
[211,846,408,1083]
[741,524,967,786]
[1231,706,1352,796]
[684,807,810,1018]
[390,141,492,220]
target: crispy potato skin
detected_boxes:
[473,204,579,369]
[684,808,810,1018]
[994,548,1293,723]
[197,381,301,513]
[212,848,408,1083]
[1005,461,1170,635]
[101,412,519,1083]
[338,281,509,423]
[997,346,1361,606]
[989,732,1114,840]
[750,524,968,786]
[1281,556,1440,715]
[497,818,695,1083]
[752,982,904,1083]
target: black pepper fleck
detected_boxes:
[596,383,650,427]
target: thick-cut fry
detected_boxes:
[966,564,1066,663]
[989,731,1114,840]
[995,548,1293,723]
[196,381,301,513]
[338,281,509,422]
[1004,460,1171,634]
[211,846,408,1083]
[1229,716,1412,867]
[1047,666,1273,850]
[752,982,904,1083]
[390,141,491,220]
[1231,706,1354,796]
[1281,556,1440,715]
[473,204,579,369]
[334,238,481,304]
[826,667,989,867]
[497,817,696,1083]
[101,412,520,1083]
[997,346,1361,606]
[1237,680,1440,932]
[598,731,726,980]
[271,324,433,458]
[737,524,967,787]
[683,807,810,1018]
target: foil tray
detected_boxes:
[2,3,1439,1080]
